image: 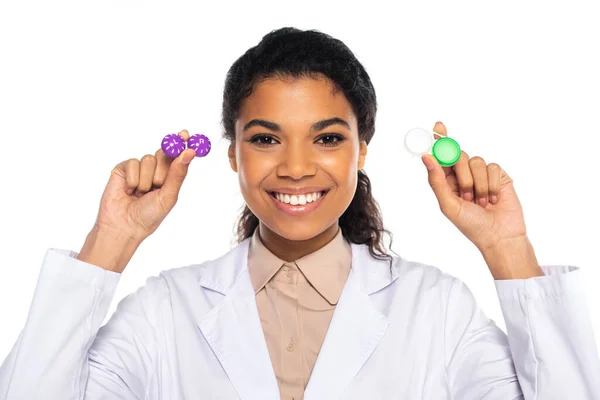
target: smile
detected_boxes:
[267,189,329,216]
[271,191,324,205]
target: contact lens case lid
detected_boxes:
[404,127,461,167]
[404,128,434,156]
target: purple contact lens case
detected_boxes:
[161,134,186,158]
[188,134,211,157]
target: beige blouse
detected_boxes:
[247,227,352,400]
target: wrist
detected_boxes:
[480,236,544,280]
[77,224,141,273]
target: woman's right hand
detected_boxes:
[77,129,196,272]
[96,129,197,243]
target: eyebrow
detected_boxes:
[242,117,350,133]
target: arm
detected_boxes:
[445,269,600,399]
[444,278,524,399]
[0,239,164,399]
[495,265,600,399]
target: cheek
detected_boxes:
[237,147,275,191]
[338,168,358,202]
[323,150,359,188]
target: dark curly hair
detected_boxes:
[221,27,393,262]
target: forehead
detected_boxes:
[238,76,357,127]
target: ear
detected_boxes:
[357,140,367,170]
[228,143,238,172]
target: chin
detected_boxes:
[263,219,334,242]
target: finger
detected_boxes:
[487,163,502,204]
[422,154,461,219]
[432,121,447,139]
[452,151,474,202]
[158,148,196,207]
[446,174,460,196]
[153,148,172,188]
[500,167,512,184]
[469,156,489,207]
[137,154,157,194]
[125,159,140,195]
[178,129,190,142]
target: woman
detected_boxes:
[0,27,598,399]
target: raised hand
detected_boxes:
[78,129,196,272]
[422,122,527,253]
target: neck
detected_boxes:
[258,222,339,262]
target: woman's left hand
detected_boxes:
[422,122,542,279]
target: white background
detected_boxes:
[1,0,598,363]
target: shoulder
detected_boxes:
[351,243,462,297]
[352,244,479,317]
[375,253,484,336]
[387,253,478,310]
[394,255,456,286]
[153,239,251,295]
[396,255,463,301]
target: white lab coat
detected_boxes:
[0,239,599,399]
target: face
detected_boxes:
[229,76,367,243]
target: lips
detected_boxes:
[270,191,324,205]
[267,189,329,216]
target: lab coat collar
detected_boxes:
[196,239,400,399]
[196,238,400,296]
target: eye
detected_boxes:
[249,134,279,147]
[316,134,345,147]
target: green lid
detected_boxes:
[432,137,461,167]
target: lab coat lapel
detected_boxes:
[304,244,396,399]
[197,240,279,400]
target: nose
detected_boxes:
[276,141,317,180]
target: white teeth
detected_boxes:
[273,191,324,205]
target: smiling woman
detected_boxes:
[0,26,598,400]
[222,30,389,263]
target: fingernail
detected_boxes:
[491,195,498,204]
[463,192,473,201]
[478,197,488,207]
[422,157,434,171]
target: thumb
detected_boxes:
[422,154,460,218]
[160,148,195,203]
